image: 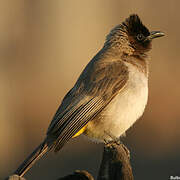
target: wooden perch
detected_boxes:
[97,142,134,180]
[7,142,134,180]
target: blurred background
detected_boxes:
[0,0,179,179]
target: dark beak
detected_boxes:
[147,31,165,40]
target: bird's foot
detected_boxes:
[104,131,130,159]
[104,131,121,145]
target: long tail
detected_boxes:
[14,141,50,177]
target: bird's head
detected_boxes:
[105,14,164,55]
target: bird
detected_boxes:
[13,14,164,177]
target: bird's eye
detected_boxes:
[136,34,145,41]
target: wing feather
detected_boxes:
[53,97,105,151]
[46,58,129,152]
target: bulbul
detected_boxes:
[13,14,164,177]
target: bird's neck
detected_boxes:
[121,53,149,77]
[95,46,149,77]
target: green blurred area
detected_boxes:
[0,1,180,179]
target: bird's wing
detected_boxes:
[47,59,128,152]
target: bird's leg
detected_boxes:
[104,131,130,159]
[104,131,121,145]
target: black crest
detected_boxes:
[123,14,150,37]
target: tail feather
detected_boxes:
[14,141,50,177]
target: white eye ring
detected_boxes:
[137,34,145,41]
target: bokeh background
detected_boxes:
[0,1,179,179]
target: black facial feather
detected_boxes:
[105,14,152,53]
[123,14,150,37]
[122,14,152,51]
